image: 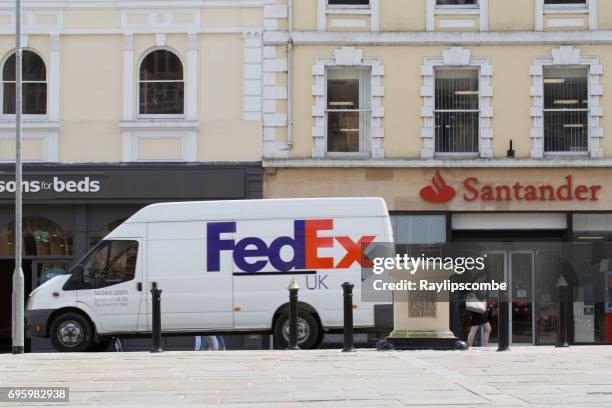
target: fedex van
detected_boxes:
[26,198,393,352]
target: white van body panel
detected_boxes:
[28,198,392,339]
[146,221,234,330]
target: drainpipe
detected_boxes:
[286,0,294,148]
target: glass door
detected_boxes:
[484,251,506,344]
[509,252,534,344]
[482,250,535,345]
[534,250,562,345]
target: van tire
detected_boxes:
[273,311,320,349]
[49,313,93,352]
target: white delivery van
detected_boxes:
[26,197,393,352]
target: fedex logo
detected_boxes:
[207,219,375,273]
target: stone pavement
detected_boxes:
[1,346,612,407]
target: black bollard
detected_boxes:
[497,300,510,352]
[556,275,570,348]
[342,282,355,352]
[287,278,300,350]
[150,282,163,353]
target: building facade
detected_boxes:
[0,0,265,351]
[262,0,612,345]
[1,0,612,350]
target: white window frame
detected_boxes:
[326,0,371,10]
[433,67,481,156]
[542,66,589,155]
[421,47,493,159]
[0,36,60,163]
[0,48,48,121]
[529,46,603,158]
[325,68,371,157]
[311,46,384,158]
[319,0,380,31]
[536,0,597,31]
[137,47,186,120]
[427,0,489,32]
[121,34,199,163]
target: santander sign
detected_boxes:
[419,170,602,203]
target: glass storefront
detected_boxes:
[391,213,612,346]
[0,163,263,353]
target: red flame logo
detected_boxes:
[419,170,457,203]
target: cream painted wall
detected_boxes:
[489,0,534,31]
[202,7,263,28]
[199,34,262,161]
[61,35,123,162]
[0,29,262,163]
[289,43,612,160]
[582,45,612,155]
[294,0,317,31]
[600,2,612,30]
[380,0,426,32]
[63,9,121,29]
[200,34,242,122]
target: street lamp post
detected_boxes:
[11,0,24,355]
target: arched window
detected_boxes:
[139,50,184,115]
[2,51,47,115]
[0,216,71,256]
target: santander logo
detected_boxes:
[419,170,457,203]
[419,170,602,203]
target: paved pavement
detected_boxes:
[1,346,612,407]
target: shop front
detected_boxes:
[0,163,262,352]
[264,166,612,345]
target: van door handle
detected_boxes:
[137,282,142,292]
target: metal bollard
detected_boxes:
[497,301,510,352]
[556,275,570,348]
[287,278,300,350]
[342,282,355,352]
[150,282,163,353]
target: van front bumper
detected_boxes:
[25,309,54,338]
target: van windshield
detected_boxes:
[64,240,139,290]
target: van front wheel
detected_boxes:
[50,313,93,352]
[274,311,320,349]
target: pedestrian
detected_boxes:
[466,271,492,348]
[195,335,225,351]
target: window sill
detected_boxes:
[120,120,199,130]
[0,119,59,130]
[434,7,480,15]
[325,152,372,159]
[326,7,372,15]
[544,5,588,14]
[543,151,589,157]
[434,153,480,159]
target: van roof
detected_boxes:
[125,197,388,223]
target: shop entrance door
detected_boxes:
[0,259,70,353]
[485,250,535,345]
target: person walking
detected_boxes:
[195,335,226,351]
[466,271,492,348]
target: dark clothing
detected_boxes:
[469,310,491,327]
[468,288,490,327]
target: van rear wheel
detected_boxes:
[50,313,93,352]
[274,311,320,349]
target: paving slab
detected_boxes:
[1,346,612,407]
